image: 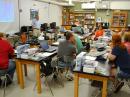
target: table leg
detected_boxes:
[74,73,79,97]
[15,60,20,84]
[19,63,24,89]
[36,64,42,94]
[24,64,28,76]
[102,79,108,97]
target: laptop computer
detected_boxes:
[40,40,57,52]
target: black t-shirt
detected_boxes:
[112,46,130,74]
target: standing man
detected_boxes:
[0,32,15,85]
[32,15,41,37]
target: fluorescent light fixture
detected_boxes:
[69,0,72,5]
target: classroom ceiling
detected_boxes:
[52,0,102,3]
[52,0,128,2]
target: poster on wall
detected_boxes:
[30,9,39,20]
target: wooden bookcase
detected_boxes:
[111,11,128,29]
[62,8,96,29]
[84,12,96,29]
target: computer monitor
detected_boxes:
[41,23,48,31]
[50,22,56,29]
[39,40,49,50]
[71,26,84,35]
[103,22,109,29]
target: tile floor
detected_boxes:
[0,66,130,97]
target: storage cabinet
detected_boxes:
[84,12,95,29]
[62,8,96,29]
[111,11,128,28]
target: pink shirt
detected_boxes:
[124,42,130,54]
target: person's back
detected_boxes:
[0,38,14,69]
[74,34,83,53]
[112,46,130,74]
[58,32,76,61]
[58,40,76,59]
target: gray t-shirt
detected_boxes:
[58,40,76,60]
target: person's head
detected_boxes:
[35,15,39,20]
[0,32,4,38]
[112,34,126,50]
[64,31,75,44]
[124,32,130,42]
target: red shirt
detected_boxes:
[0,38,14,69]
[95,29,104,38]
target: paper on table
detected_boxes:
[52,42,59,45]
[14,50,18,54]
[36,52,54,57]
[85,56,96,61]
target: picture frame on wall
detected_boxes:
[96,17,102,22]
[30,9,39,20]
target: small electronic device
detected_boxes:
[39,40,56,52]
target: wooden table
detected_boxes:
[15,59,42,93]
[74,72,109,97]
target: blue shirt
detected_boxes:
[32,19,41,29]
[112,46,130,74]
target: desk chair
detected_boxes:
[0,69,13,97]
[117,72,130,89]
[56,56,75,81]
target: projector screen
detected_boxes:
[0,0,19,34]
[0,0,14,22]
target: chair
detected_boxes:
[56,56,75,80]
[0,69,13,97]
[117,71,130,88]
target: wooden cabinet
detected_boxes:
[84,12,95,29]
[62,8,70,25]
[111,11,128,28]
[62,8,96,29]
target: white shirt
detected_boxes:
[32,19,41,29]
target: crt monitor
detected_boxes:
[41,23,48,31]
[50,22,56,29]
[71,26,84,35]
[102,22,109,29]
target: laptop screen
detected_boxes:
[39,40,49,50]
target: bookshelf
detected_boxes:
[111,11,128,28]
[84,12,96,29]
[62,8,96,29]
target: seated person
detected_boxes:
[58,32,76,80]
[94,26,104,40]
[0,32,16,85]
[107,34,130,93]
[20,32,27,44]
[74,20,81,27]
[64,31,83,54]
[83,25,89,33]
[124,32,130,54]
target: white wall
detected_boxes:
[0,0,19,35]
[20,0,62,27]
[111,1,130,10]
[0,0,62,34]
